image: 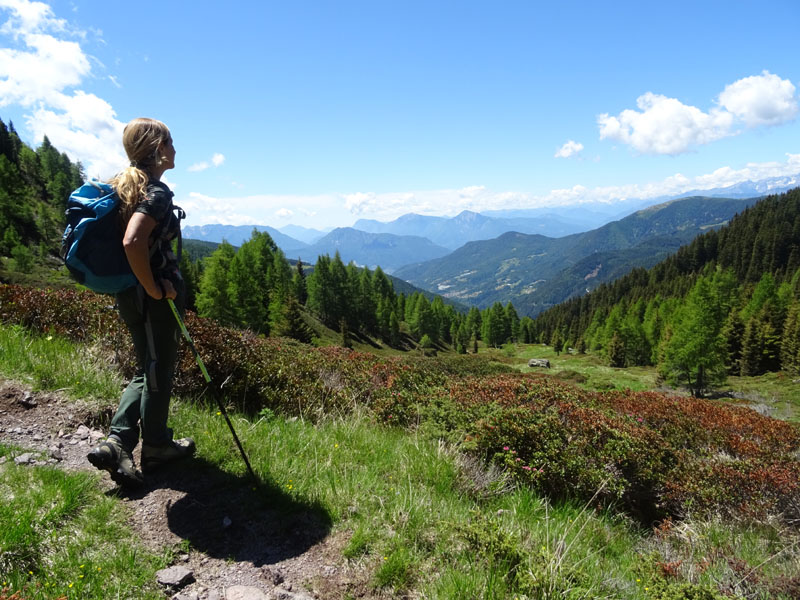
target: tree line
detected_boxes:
[533,187,800,394]
[183,230,535,351]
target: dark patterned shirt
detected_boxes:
[134,181,181,279]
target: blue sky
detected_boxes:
[1,0,799,230]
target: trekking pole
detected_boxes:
[167,299,258,483]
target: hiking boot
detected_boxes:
[87,437,143,487]
[141,437,196,471]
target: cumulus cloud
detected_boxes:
[718,71,798,127]
[554,140,584,159]
[275,208,294,219]
[0,0,126,178]
[598,71,798,155]
[188,152,226,172]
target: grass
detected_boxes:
[499,342,800,422]
[0,447,167,600]
[722,372,800,423]
[2,325,800,598]
[170,404,800,599]
[499,343,660,392]
[0,323,124,403]
[172,403,650,597]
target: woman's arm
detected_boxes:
[123,212,177,300]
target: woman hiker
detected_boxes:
[88,117,195,487]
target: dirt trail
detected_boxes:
[0,379,384,600]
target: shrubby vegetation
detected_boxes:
[3,283,799,532]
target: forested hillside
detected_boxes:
[188,233,535,352]
[0,118,83,271]
[395,195,759,315]
[534,187,800,394]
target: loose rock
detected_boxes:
[19,394,37,408]
[272,588,315,600]
[14,453,35,465]
[157,566,195,590]
[260,566,284,585]
[224,586,268,600]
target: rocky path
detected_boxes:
[0,379,383,600]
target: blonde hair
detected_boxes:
[110,118,172,225]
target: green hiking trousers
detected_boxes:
[109,281,185,451]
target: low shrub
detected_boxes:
[2,283,799,526]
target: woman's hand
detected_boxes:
[159,278,177,300]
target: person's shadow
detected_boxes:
[114,454,332,566]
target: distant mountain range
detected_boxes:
[353,210,588,249]
[182,224,309,256]
[298,227,451,271]
[181,179,799,312]
[393,195,764,316]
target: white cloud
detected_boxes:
[718,71,798,127]
[0,0,126,178]
[179,154,800,228]
[0,0,65,36]
[598,72,797,155]
[598,92,733,155]
[554,140,584,159]
[187,152,225,172]
[181,191,344,228]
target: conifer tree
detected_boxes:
[278,295,314,343]
[505,302,520,342]
[659,271,733,396]
[465,306,482,341]
[340,317,352,349]
[228,233,271,333]
[780,300,800,374]
[292,259,308,305]
[607,332,626,367]
[196,241,237,327]
[388,310,400,348]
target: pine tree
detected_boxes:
[550,329,563,356]
[196,241,237,326]
[389,310,400,348]
[278,295,314,343]
[465,306,482,341]
[780,300,800,374]
[607,332,626,367]
[228,234,271,333]
[739,317,762,376]
[659,272,733,396]
[339,317,353,349]
[506,303,521,342]
[292,259,308,305]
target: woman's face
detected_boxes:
[160,133,176,171]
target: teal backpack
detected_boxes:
[60,180,138,294]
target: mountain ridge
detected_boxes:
[394,195,762,316]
